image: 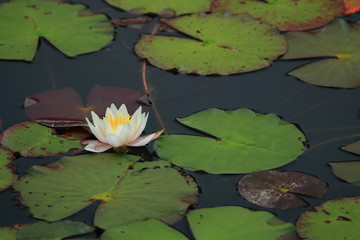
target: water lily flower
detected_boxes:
[83,103,164,153]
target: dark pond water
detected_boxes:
[0,0,359,238]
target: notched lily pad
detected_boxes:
[101,219,188,240]
[188,206,296,240]
[342,139,360,155]
[329,161,360,186]
[135,13,286,75]
[0,147,17,191]
[155,108,306,174]
[282,19,360,88]
[0,227,17,240]
[0,0,113,61]
[102,206,296,240]
[105,0,211,16]
[24,86,145,127]
[16,220,94,240]
[212,0,344,31]
[238,170,327,209]
[0,121,87,157]
[14,154,198,229]
[297,197,360,240]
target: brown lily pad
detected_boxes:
[238,170,327,209]
[24,86,145,127]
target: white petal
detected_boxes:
[118,123,133,145]
[127,129,164,147]
[91,111,103,127]
[82,140,113,153]
[130,113,148,141]
[110,103,118,114]
[105,107,114,118]
[118,104,128,116]
[86,118,106,143]
[106,134,123,147]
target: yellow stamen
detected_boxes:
[104,113,131,130]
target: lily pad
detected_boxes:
[155,108,306,174]
[0,0,113,61]
[135,13,286,75]
[0,147,17,191]
[0,227,17,240]
[16,220,94,240]
[101,206,296,240]
[238,170,327,209]
[281,19,360,88]
[14,154,198,229]
[297,197,360,240]
[188,206,296,240]
[341,139,360,155]
[211,0,344,31]
[329,161,360,186]
[0,122,88,157]
[344,0,360,14]
[24,86,145,127]
[101,219,188,240]
[105,0,211,16]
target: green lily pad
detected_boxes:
[101,206,296,240]
[211,0,344,31]
[342,139,360,155]
[329,161,360,186]
[16,220,94,240]
[281,19,360,88]
[105,0,211,16]
[0,227,17,240]
[238,170,327,209]
[101,219,188,240]
[297,197,360,240]
[188,206,296,240]
[155,108,306,174]
[0,122,88,157]
[0,0,113,61]
[14,154,198,229]
[0,147,17,191]
[135,13,286,75]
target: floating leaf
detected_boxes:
[111,17,152,30]
[281,19,360,88]
[14,154,198,229]
[211,0,344,31]
[297,197,360,240]
[238,170,327,209]
[188,206,296,240]
[0,0,113,61]
[135,13,286,75]
[344,0,360,14]
[342,139,360,155]
[329,161,360,186]
[0,147,17,191]
[155,108,305,174]
[101,219,188,240]
[17,220,94,240]
[0,227,17,240]
[102,207,296,240]
[24,86,145,127]
[105,0,211,17]
[0,122,87,157]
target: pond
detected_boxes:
[0,0,359,239]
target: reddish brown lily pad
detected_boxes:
[238,170,327,209]
[344,0,360,14]
[329,161,360,186]
[24,86,145,127]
